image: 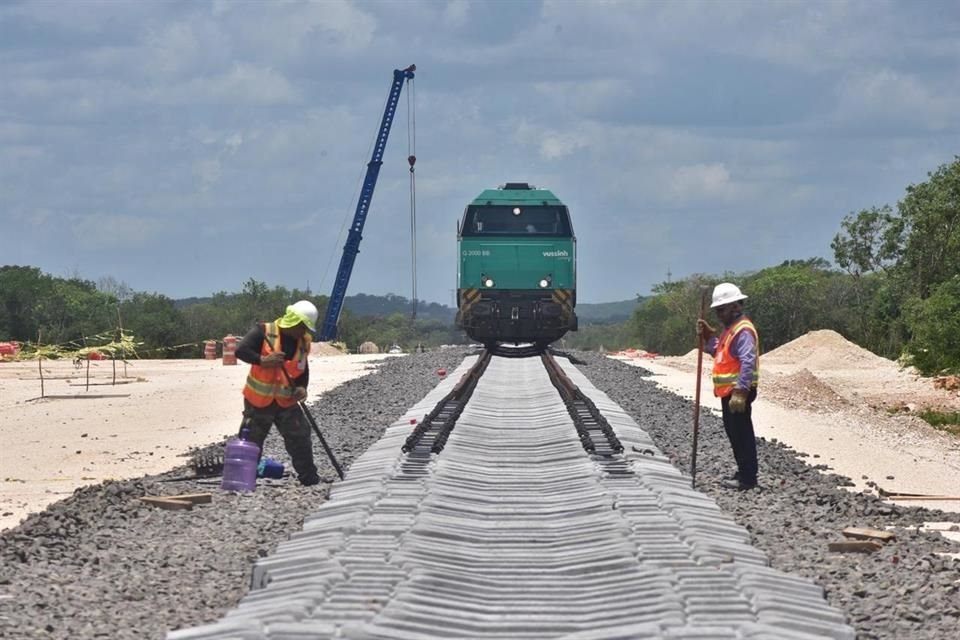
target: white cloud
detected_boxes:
[149,63,299,105]
[442,0,470,28]
[193,159,223,191]
[144,21,211,76]
[512,120,592,160]
[666,163,739,203]
[67,214,165,250]
[533,78,638,116]
[835,69,958,131]
[539,131,590,160]
[227,0,378,59]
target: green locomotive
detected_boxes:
[456,183,578,346]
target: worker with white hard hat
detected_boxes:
[235,300,321,486]
[697,283,761,491]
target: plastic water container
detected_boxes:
[220,429,260,492]
[257,457,284,479]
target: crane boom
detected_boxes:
[318,64,416,342]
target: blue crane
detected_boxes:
[318,64,416,342]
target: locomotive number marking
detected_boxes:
[462,250,491,257]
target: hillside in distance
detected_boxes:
[175,292,456,322]
[576,298,642,324]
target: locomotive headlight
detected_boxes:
[512,207,521,215]
[539,278,550,288]
[484,278,495,288]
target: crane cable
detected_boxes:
[406,74,417,321]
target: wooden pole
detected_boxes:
[116,308,127,378]
[82,334,90,391]
[37,331,45,399]
[691,287,709,488]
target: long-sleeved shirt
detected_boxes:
[703,313,758,392]
[235,323,309,388]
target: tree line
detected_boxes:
[0,272,466,357]
[616,157,960,376]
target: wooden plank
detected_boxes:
[139,497,194,511]
[168,493,212,505]
[842,527,896,543]
[828,540,883,553]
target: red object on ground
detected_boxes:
[88,351,104,361]
[203,340,216,360]
[0,342,18,356]
[437,368,447,377]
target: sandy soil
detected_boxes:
[0,354,397,531]
[613,331,960,514]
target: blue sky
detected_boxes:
[2,0,958,305]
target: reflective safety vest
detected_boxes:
[712,317,760,398]
[242,322,311,408]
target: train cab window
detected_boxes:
[462,205,572,237]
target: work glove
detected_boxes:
[260,352,286,368]
[696,319,715,343]
[729,389,748,414]
[293,386,307,401]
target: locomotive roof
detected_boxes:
[471,187,563,206]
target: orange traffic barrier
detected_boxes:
[222,334,238,365]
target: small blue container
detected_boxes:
[257,457,285,479]
[221,429,260,492]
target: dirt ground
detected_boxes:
[0,353,397,531]
[612,329,960,514]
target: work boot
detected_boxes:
[299,474,320,487]
[722,478,758,491]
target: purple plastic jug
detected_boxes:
[220,428,260,492]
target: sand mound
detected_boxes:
[763,367,849,412]
[762,329,897,370]
[311,342,346,356]
[358,341,380,354]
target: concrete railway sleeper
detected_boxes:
[169,353,855,640]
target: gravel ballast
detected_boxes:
[0,350,957,639]
[574,352,960,640]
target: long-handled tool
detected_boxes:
[278,363,345,480]
[691,286,709,488]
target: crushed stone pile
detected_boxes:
[763,329,898,370]
[762,367,849,412]
[309,342,346,356]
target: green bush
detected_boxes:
[905,276,960,375]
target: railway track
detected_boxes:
[170,351,855,640]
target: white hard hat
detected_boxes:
[289,300,319,332]
[710,282,747,308]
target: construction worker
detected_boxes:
[697,283,760,491]
[235,300,320,486]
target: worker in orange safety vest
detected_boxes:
[235,300,320,486]
[697,282,761,491]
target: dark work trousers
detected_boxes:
[720,388,759,484]
[241,399,319,485]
